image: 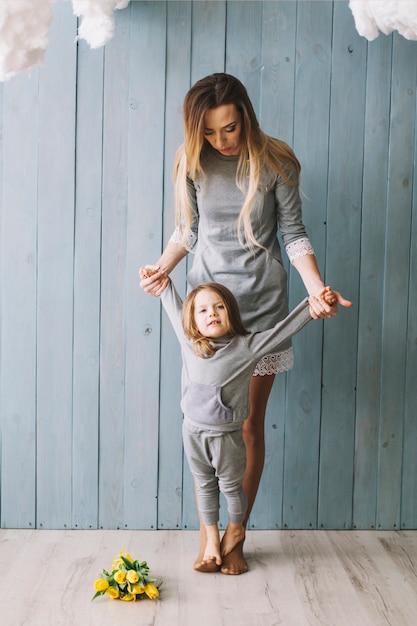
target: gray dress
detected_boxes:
[171,141,313,372]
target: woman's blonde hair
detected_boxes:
[174,72,300,250]
[182,282,249,358]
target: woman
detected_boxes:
[140,73,352,575]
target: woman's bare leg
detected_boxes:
[220,373,275,575]
[221,522,245,557]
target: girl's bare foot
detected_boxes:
[220,538,248,575]
[193,524,221,573]
[203,525,222,564]
[193,525,206,568]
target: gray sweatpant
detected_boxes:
[182,418,248,527]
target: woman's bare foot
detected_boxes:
[220,538,248,575]
[221,523,245,557]
[193,524,221,573]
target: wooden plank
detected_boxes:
[353,34,392,529]
[123,0,167,529]
[326,531,417,624]
[225,1,263,112]
[0,81,2,525]
[36,0,78,529]
[225,0,268,530]
[402,48,417,527]
[191,0,226,78]
[257,0,298,531]
[283,0,333,530]
[71,41,105,529]
[98,6,132,529]
[260,0,297,143]
[377,34,417,529]
[318,0,366,529]
[182,0,228,530]
[0,72,38,528]
[157,0,192,530]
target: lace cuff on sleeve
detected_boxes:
[285,237,315,263]
[169,226,197,253]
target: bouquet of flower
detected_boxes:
[92,548,161,602]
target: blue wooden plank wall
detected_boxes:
[0,0,416,531]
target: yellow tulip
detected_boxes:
[121,592,135,602]
[126,569,139,584]
[93,579,109,592]
[132,583,145,595]
[114,570,126,585]
[106,586,120,599]
[144,583,159,599]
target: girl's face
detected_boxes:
[193,289,230,339]
[203,104,242,156]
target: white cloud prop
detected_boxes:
[73,0,131,49]
[3,0,415,82]
[349,0,417,41]
[0,0,55,81]
[0,0,131,82]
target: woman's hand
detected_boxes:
[139,265,169,297]
[308,287,353,320]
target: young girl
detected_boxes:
[141,267,335,570]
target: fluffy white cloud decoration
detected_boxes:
[0,0,55,81]
[0,0,131,81]
[73,0,131,49]
[349,0,417,41]
[2,0,416,82]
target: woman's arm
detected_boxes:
[274,163,352,316]
[139,242,188,297]
[292,253,353,317]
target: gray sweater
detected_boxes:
[161,279,312,432]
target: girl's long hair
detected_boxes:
[174,72,300,250]
[182,282,249,358]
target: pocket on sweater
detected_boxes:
[181,381,233,425]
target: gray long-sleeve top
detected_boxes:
[183,141,310,334]
[161,279,312,432]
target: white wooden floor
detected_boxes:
[1,528,416,626]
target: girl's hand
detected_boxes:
[323,285,337,305]
[139,265,169,296]
[308,287,353,319]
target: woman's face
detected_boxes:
[203,104,242,156]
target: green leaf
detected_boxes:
[143,575,156,583]
[91,591,103,601]
[121,555,134,569]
